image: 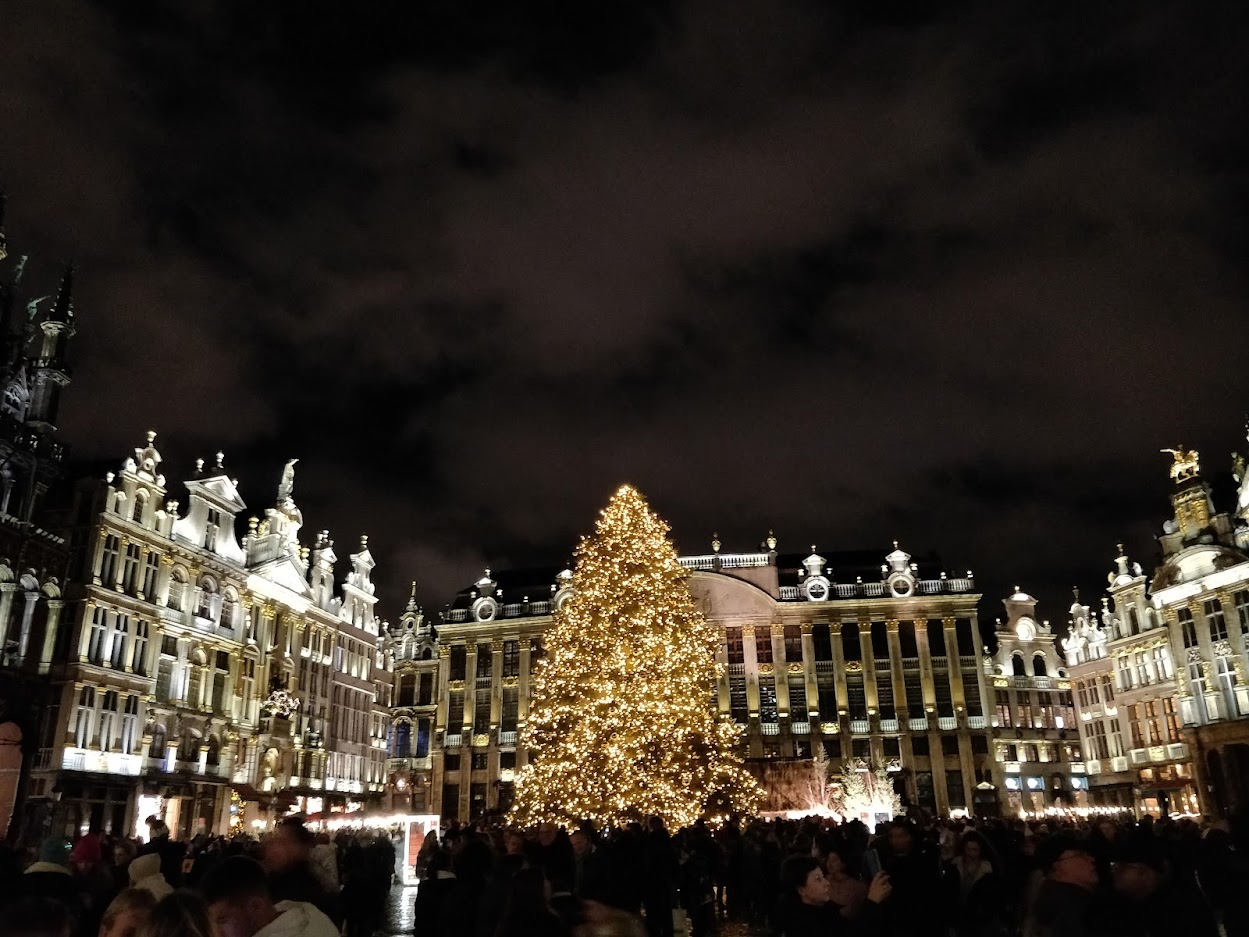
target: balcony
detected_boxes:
[908,717,929,731]
[499,731,518,746]
[1084,759,1100,774]
[778,586,800,600]
[849,719,870,734]
[790,721,811,735]
[1111,756,1129,772]
[443,734,463,749]
[937,716,958,731]
[1166,742,1188,761]
[879,718,899,732]
[760,722,780,736]
[967,715,988,729]
[1130,748,1149,766]
[1071,761,1087,774]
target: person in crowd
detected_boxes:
[0,897,74,937]
[641,817,676,937]
[308,834,338,898]
[570,829,607,903]
[774,854,891,937]
[876,821,943,937]
[944,831,1002,937]
[1089,835,1218,937]
[260,820,335,923]
[130,854,174,900]
[99,888,158,937]
[1023,837,1101,937]
[201,855,338,937]
[139,891,216,937]
[110,842,140,893]
[495,866,566,937]
[141,821,183,890]
[21,838,83,921]
[820,843,867,919]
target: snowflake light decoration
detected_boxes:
[264,687,301,718]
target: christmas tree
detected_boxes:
[510,485,761,828]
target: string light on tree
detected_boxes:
[510,485,762,829]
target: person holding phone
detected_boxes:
[776,854,892,936]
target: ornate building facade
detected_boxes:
[424,540,1003,822]
[381,586,439,814]
[23,437,393,839]
[988,591,1082,814]
[1064,439,1249,816]
[0,195,77,841]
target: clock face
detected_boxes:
[807,580,828,601]
[1016,620,1036,641]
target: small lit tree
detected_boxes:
[510,485,762,828]
[830,758,902,827]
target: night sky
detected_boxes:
[4,1,1249,631]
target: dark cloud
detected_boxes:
[3,0,1249,627]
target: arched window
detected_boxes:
[220,591,238,631]
[1012,654,1027,677]
[196,577,217,620]
[1033,655,1048,677]
[392,721,411,758]
[168,569,187,612]
[132,490,147,524]
[206,735,221,767]
[148,723,167,758]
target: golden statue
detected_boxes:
[1161,446,1200,482]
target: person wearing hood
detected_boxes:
[201,855,338,937]
[21,838,84,917]
[129,853,174,900]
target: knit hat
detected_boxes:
[129,853,173,899]
[70,833,103,866]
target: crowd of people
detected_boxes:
[0,809,1246,937]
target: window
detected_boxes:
[501,688,519,733]
[1235,590,1249,635]
[729,677,748,723]
[1099,674,1115,704]
[168,571,186,612]
[758,677,778,722]
[1127,705,1144,749]
[784,626,803,663]
[142,551,159,598]
[725,628,744,665]
[1012,655,1026,677]
[121,543,141,594]
[99,691,119,751]
[220,594,236,631]
[392,722,411,758]
[846,676,866,718]
[1162,697,1180,742]
[956,620,978,656]
[196,578,216,620]
[87,606,107,665]
[1127,607,1140,635]
[205,508,221,551]
[813,623,834,660]
[1088,679,1100,705]
[1205,599,1228,643]
[926,620,947,658]
[904,669,924,715]
[449,646,466,681]
[961,670,983,716]
[788,676,808,721]
[870,622,890,660]
[476,644,492,679]
[1117,656,1133,690]
[1017,694,1034,729]
[110,614,129,670]
[397,674,415,707]
[912,735,929,756]
[132,620,149,676]
[933,670,954,718]
[840,623,861,662]
[418,673,433,706]
[1076,680,1087,709]
[448,692,464,727]
[416,718,431,758]
[995,690,1012,728]
[502,640,520,677]
[100,534,120,584]
[1178,608,1198,648]
[1188,661,1209,722]
[898,623,918,658]
[1109,719,1124,756]
[754,627,773,664]
[1216,656,1240,717]
[1143,701,1162,745]
[1135,651,1150,686]
[876,671,895,720]
[1153,646,1173,680]
[121,696,139,754]
[1033,655,1048,677]
[212,651,229,713]
[75,687,95,749]
[473,689,491,735]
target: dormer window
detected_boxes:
[205,508,222,551]
[132,490,147,524]
[196,577,217,620]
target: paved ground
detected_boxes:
[381,884,769,936]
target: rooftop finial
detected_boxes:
[765,529,777,551]
[893,539,899,549]
[146,430,157,444]
[215,451,224,469]
[711,532,721,553]
[360,533,368,548]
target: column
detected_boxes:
[176,640,189,702]
[516,641,531,769]
[16,589,39,660]
[136,545,151,601]
[0,582,18,651]
[435,645,451,731]
[800,623,818,720]
[490,638,504,730]
[90,527,108,584]
[945,619,966,717]
[743,626,760,715]
[40,598,64,673]
[772,622,789,716]
[115,536,129,591]
[886,620,905,724]
[464,644,479,738]
[860,619,878,718]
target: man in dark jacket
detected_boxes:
[1024,837,1102,937]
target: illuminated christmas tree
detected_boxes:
[510,485,762,829]
[830,758,903,828]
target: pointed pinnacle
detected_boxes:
[51,261,74,324]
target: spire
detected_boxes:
[405,580,418,613]
[50,261,74,325]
